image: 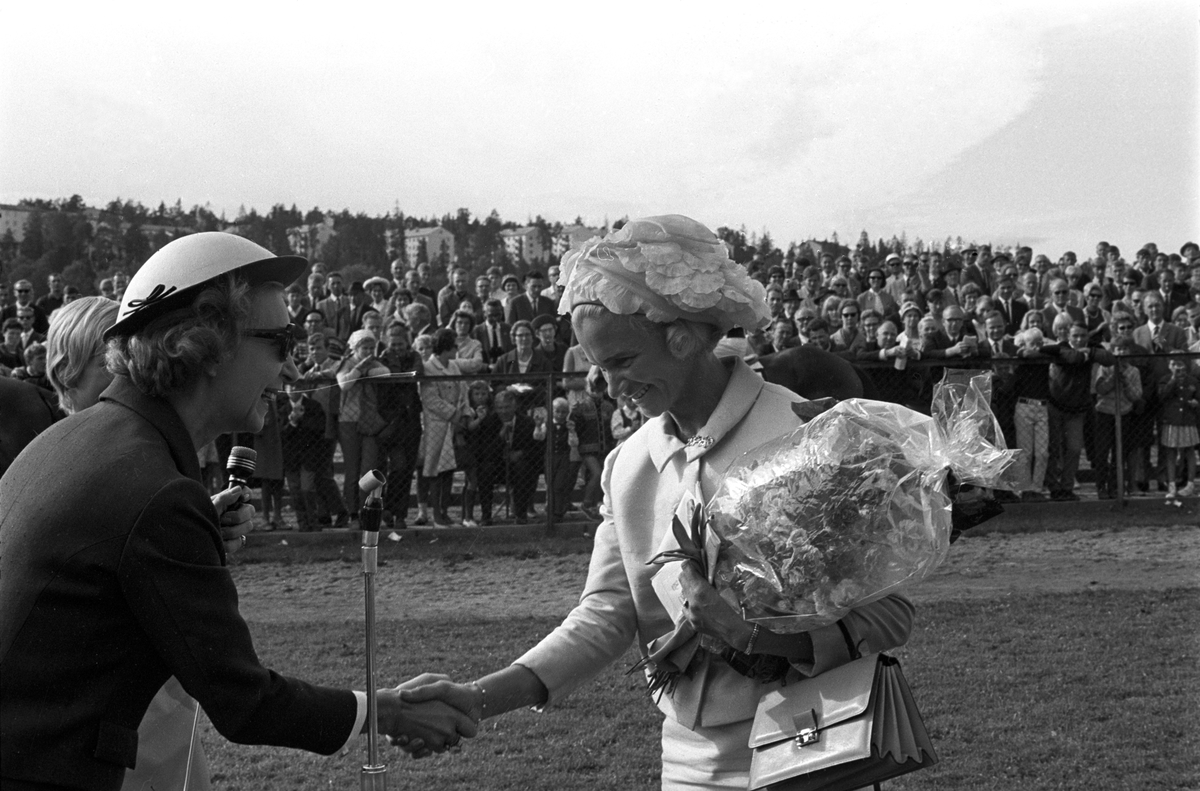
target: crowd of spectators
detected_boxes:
[4,236,1200,525]
[744,240,1200,501]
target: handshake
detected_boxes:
[375,674,486,758]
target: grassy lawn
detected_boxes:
[202,572,1199,790]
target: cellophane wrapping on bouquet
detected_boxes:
[708,370,1026,634]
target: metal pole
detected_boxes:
[544,372,555,535]
[359,470,387,791]
[1114,362,1125,508]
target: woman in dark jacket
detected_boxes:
[0,233,474,791]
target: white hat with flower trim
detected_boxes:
[556,215,770,333]
[105,232,307,339]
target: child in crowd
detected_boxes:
[546,397,579,521]
[1157,352,1199,497]
[10,342,51,390]
[611,394,645,446]
[569,375,612,520]
[281,385,327,530]
[460,380,500,527]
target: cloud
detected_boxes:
[2,0,1193,256]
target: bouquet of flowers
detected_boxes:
[707,370,1025,633]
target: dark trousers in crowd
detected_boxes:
[1093,412,1133,498]
[382,434,420,527]
[549,452,579,519]
[506,456,539,520]
[1046,405,1086,497]
[285,469,319,530]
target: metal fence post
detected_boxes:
[544,370,556,536]
[1114,360,1125,507]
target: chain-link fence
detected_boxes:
[207,350,1200,530]
[855,350,1200,504]
[215,369,618,531]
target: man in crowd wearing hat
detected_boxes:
[505,271,556,325]
[437,267,481,328]
[533,314,567,372]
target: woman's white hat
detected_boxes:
[105,232,307,339]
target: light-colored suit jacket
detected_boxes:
[516,358,914,731]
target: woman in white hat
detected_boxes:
[400,216,914,789]
[0,232,476,791]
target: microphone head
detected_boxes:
[226,446,257,480]
[359,469,386,495]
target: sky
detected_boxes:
[2,1,1196,258]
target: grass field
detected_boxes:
[201,526,1200,790]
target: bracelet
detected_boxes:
[469,681,487,719]
[743,623,761,656]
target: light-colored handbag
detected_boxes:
[748,653,937,791]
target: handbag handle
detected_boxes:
[836,619,864,661]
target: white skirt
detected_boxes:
[660,715,754,790]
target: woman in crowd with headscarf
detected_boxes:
[399,216,913,789]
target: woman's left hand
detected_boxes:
[677,563,754,652]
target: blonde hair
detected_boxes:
[47,297,119,413]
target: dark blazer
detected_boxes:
[1132,322,1189,387]
[0,377,59,478]
[504,293,557,326]
[0,377,357,791]
[0,302,49,334]
[1040,303,1085,330]
[474,321,513,363]
[993,298,1028,336]
[491,347,553,376]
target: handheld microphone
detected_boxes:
[358,470,387,533]
[225,446,257,513]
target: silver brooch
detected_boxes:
[685,435,715,449]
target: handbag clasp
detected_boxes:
[793,707,820,747]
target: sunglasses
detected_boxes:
[841,312,859,318]
[243,323,301,361]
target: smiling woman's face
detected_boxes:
[573,310,693,419]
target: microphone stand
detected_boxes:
[358,470,388,791]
